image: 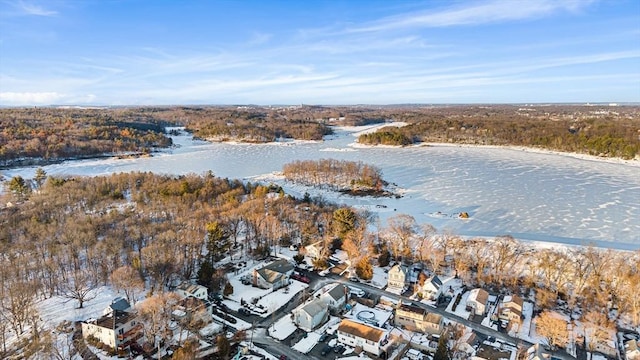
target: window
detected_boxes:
[118,328,124,335]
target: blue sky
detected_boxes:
[0,0,638,105]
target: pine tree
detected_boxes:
[434,332,451,360]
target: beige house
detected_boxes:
[252,259,294,290]
[499,295,523,324]
[304,241,323,259]
[466,288,489,316]
[395,303,443,335]
[337,319,390,357]
[176,283,208,301]
[625,339,640,360]
[82,310,142,351]
[387,264,408,292]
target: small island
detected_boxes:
[282,159,396,197]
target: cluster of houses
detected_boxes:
[81,282,211,354]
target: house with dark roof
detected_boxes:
[320,283,348,313]
[395,303,443,335]
[292,298,328,332]
[252,259,294,290]
[337,319,390,356]
[417,275,443,300]
[466,288,490,316]
[82,310,142,351]
[499,294,523,324]
[103,297,132,316]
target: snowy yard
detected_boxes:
[445,289,471,319]
[268,314,297,340]
[292,332,321,353]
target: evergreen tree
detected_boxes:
[434,332,451,360]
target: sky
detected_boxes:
[0,0,639,106]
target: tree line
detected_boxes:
[0,108,173,168]
[282,159,385,192]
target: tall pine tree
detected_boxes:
[433,332,451,360]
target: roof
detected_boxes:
[625,339,639,352]
[300,298,328,317]
[255,268,286,284]
[263,259,294,274]
[177,283,207,295]
[338,319,385,342]
[93,310,136,330]
[108,297,131,312]
[326,284,348,302]
[468,288,489,305]
[425,312,443,324]
[398,303,427,316]
[389,264,407,275]
[430,275,443,288]
[503,294,523,307]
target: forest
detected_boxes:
[1,105,638,169]
[282,159,388,195]
[359,105,640,159]
[0,108,173,169]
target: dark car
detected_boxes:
[238,308,251,316]
[279,355,287,360]
[319,332,329,342]
[321,346,332,355]
[334,344,345,353]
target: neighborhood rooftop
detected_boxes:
[338,319,385,342]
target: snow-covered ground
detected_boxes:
[291,332,321,353]
[4,124,639,250]
[268,314,297,340]
[446,289,472,319]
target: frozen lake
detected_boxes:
[3,126,639,250]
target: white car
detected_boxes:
[348,287,365,297]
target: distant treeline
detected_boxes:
[282,159,385,192]
[0,108,173,168]
[358,106,640,159]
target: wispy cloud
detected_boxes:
[349,0,596,32]
[13,1,58,16]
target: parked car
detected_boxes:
[238,308,251,316]
[319,332,329,342]
[279,355,287,360]
[321,346,332,355]
[349,276,360,282]
[291,273,310,283]
[334,344,345,353]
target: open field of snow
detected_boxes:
[3,125,639,250]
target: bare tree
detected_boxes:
[138,292,181,360]
[535,311,569,350]
[110,265,145,305]
[59,269,97,309]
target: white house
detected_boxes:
[176,283,209,301]
[526,343,552,360]
[304,241,323,259]
[292,298,328,332]
[320,283,348,313]
[387,264,408,293]
[418,275,443,300]
[337,319,390,357]
[82,310,142,351]
[466,288,489,316]
[252,259,294,290]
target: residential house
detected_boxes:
[82,310,142,351]
[252,259,294,290]
[499,295,523,325]
[337,319,390,357]
[625,339,640,360]
[395,303,443,335]
[320,283,348,313]
[292,298,328,332]
[526,343,552,360]
[466,288,490,316]
[304,241,323,259]
[418,275,443,300]
[103,297,132,316]
[176,283,208,301]
[387,264,408,293]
